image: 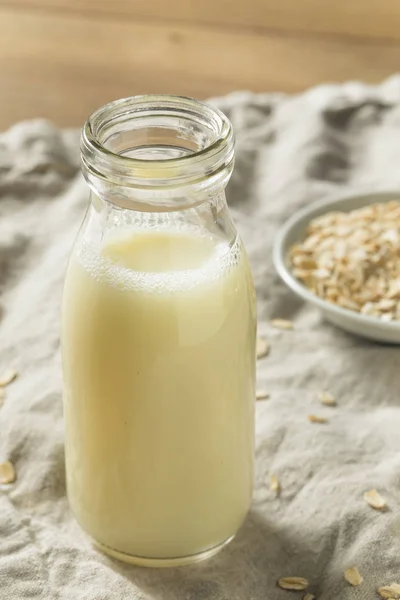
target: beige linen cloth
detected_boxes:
[1,77,400,599]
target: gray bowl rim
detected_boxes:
[273,189,400,333]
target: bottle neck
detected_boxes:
[80,95,235,213]
[90,188,233,234]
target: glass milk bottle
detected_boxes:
[62,96,256,567]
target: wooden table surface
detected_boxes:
[1,0,400,129]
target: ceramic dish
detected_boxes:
[273,190,400,344]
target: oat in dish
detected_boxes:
[289,201,400,320]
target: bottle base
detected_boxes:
[93,535,235,567]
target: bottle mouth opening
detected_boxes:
[80,95,234,195]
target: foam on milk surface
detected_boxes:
[75,225,241,294]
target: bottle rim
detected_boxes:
[80,95,235,197]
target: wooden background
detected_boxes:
[1,0,400,129]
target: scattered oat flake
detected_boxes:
[344,567,363,587]
[363,489,386,510]
[303,594,316,600]
[318,391,336,406]
[270,474,280,494]
[308,415,328,424]
[378,591,393,600]
[256,337,269,359]
[378,584,400,599]
[270,318,293,330]
[278,577,309,591]
[256,390,269,400]
[0,461,16,484]
[0,369,18,387]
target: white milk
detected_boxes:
[62,226,256,563]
